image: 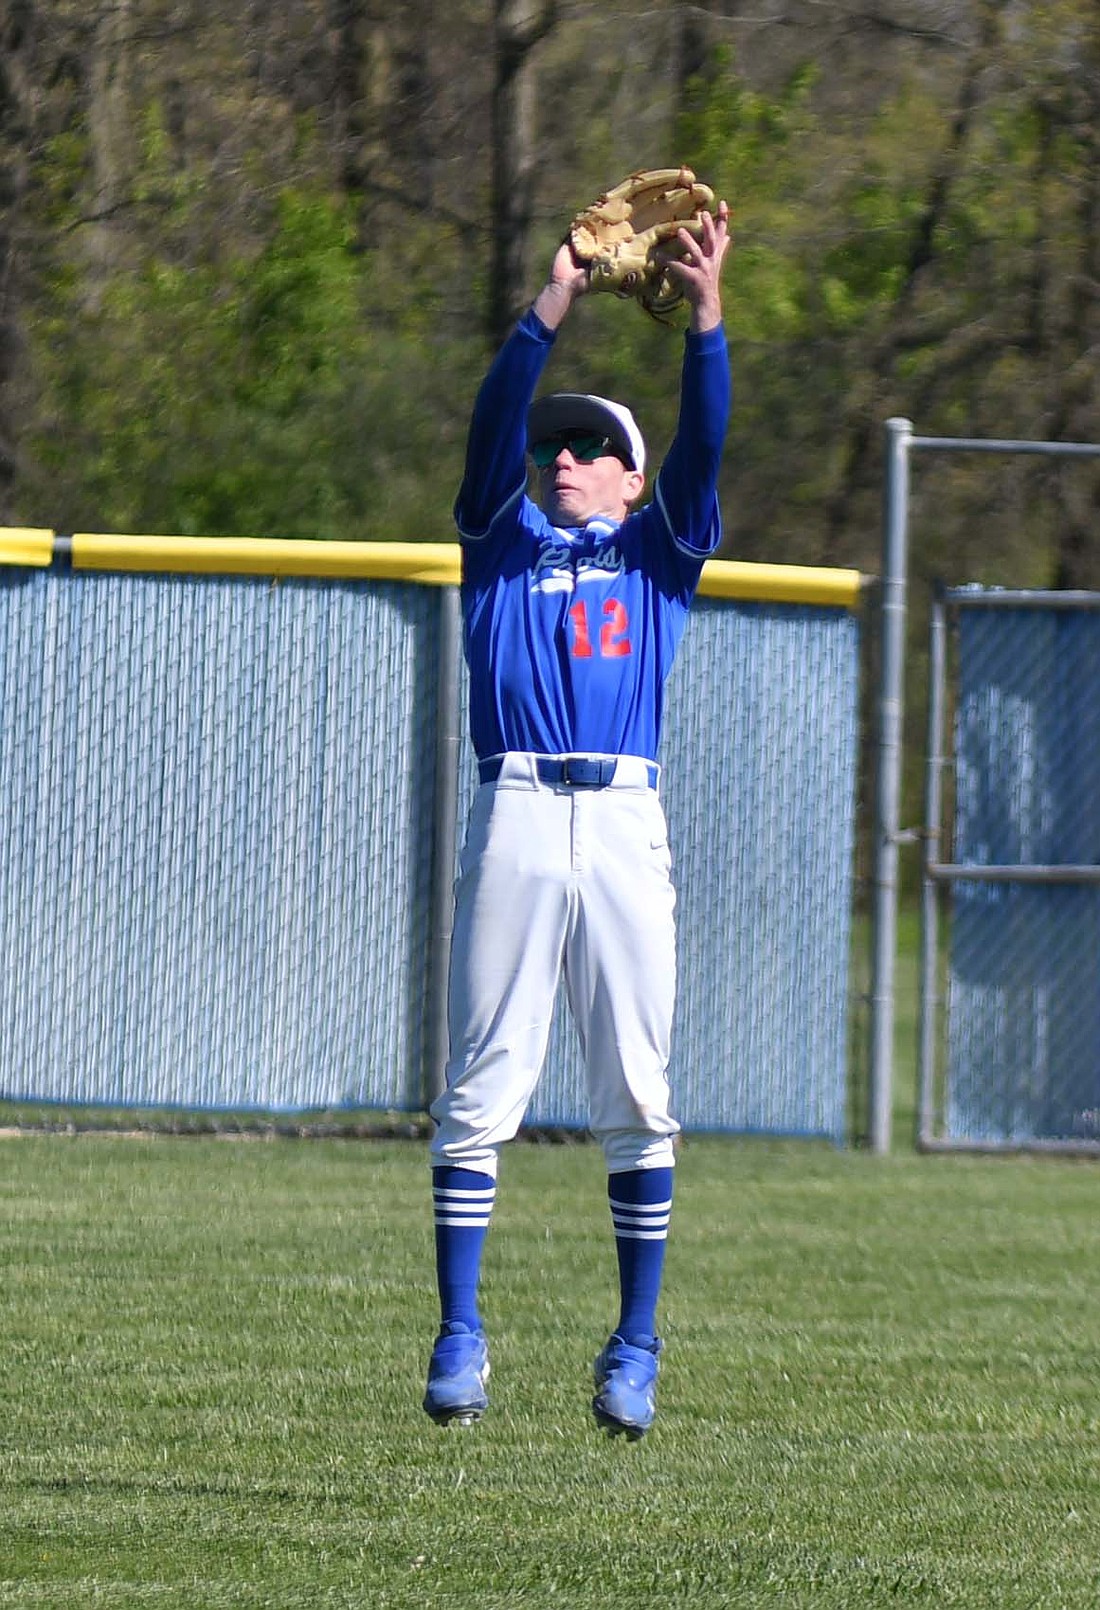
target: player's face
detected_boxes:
[536,442,644,527]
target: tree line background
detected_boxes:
[0,0,1097,595]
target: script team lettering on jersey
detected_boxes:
[530,532,626,596]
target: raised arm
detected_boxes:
[653,201,732,553]
[454,243,590,539]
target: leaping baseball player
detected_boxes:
[424,188,731,1438]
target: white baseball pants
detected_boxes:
[430,753,681,1179]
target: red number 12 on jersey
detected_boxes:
[568,599,632,659]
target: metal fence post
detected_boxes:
[424,584,463,1111]
[869,416,912,1153]
[917,586,948,1147]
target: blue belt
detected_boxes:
[478,755,658,791]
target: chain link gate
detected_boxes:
[917,586,1100,1152]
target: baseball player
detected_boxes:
[424,199,731,1437]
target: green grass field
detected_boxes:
[3,1131,1099,1609]
[3,915,1099,1607]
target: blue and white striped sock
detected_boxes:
[608,1167,673,1345]
[432,1166,497,1332]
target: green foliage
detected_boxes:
[26,112,476,542]
[820,169,917,328]
[676,52,820,346]
[678,50,818,178]
[32,187,372,536]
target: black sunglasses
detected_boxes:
[529,432,626,468]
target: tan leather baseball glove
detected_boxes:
[567,167,716,319]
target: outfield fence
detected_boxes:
[872,420,1100,1155]
[918,587,1100,1151]
[0,531,863,1141]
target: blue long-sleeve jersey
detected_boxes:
[455,308,730,764]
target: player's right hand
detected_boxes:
[531,240,590,332]
[549,239,590,299]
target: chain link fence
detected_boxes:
[0,546,861,1141]
[920,589,1100,1149]
[0,569,441,1114]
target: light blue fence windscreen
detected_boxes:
[949,604,1100,1143]
[0,567,859,1139]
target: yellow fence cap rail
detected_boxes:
[0,528,55,568]
[699,559,864,609]
[70,534,462,585]
[62,533,863,607]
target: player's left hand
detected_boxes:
[662,200,731,334]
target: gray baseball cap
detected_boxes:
[527,392,646,474]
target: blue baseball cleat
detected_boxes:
[423,1322,490,1426]
[592,1333,663,1439]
